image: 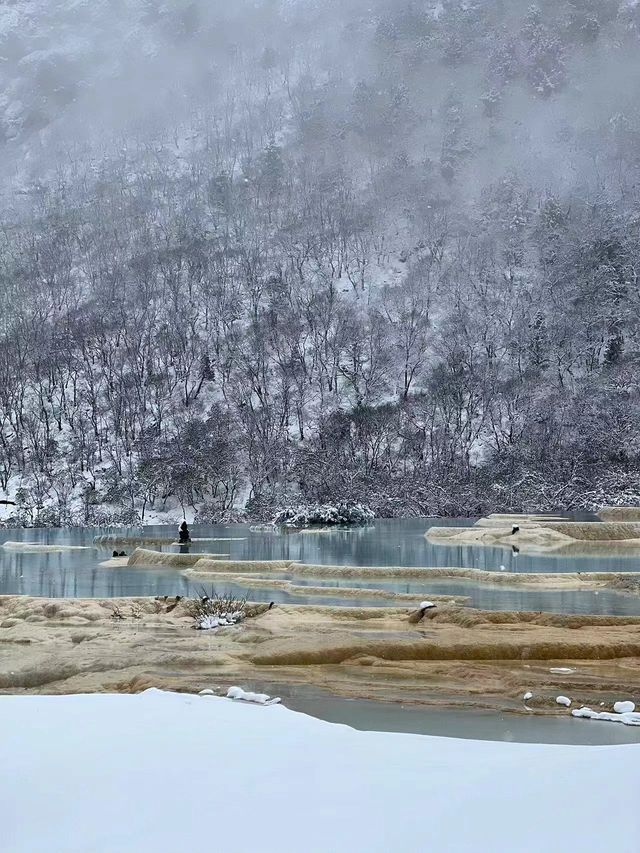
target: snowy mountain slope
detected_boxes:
[2,2,640,522]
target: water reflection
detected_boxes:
[274,685,640,745]
[1,518,640,615]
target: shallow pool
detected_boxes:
[2,518,640,615]
[260,684,640,745]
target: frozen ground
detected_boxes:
[1,689,638,853]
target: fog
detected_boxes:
[3,1,640,196]
[1,1,639,524]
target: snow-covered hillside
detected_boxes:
[2,1,640,523]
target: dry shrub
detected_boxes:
[186,587,247,622]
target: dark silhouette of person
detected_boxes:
[178,520,191,544]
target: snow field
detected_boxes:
[1,689,638,853]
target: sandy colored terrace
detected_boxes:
[1,595,639,714]
[427,522,640,555]
[114,547,640,598]
[427,513,640,555]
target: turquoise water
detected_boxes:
[1,518,640,615]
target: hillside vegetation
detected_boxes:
[1,0,640,524]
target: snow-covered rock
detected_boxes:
[556,696,572,707]
[572,706,597,719]
[198,689,215,696]
[523,691,533,701]
[572,707,640,727]
[613,701,636,714]
[226,686,281,706]
[420,600,436,610]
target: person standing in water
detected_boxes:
[178,519,191,544]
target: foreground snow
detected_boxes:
[1,691,638,853]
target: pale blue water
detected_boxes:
[1,518,640,615]
[275,685,640,745]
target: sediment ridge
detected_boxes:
[116,548,640,597]
[1,595,638,714]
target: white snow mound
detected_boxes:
[556,696,572,707]
[572,707,640,727]
[226,686,281,706]
[613,701,636,714]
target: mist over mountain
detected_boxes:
[1,0,640,524]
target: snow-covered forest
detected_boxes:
[1,0,640,525]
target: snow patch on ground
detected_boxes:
[572,707,640,727]
[556,696,572,707]
[0,690,639,853]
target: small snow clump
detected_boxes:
[195,611,244,631]
[226,686,281,706]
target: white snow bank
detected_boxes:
[572,707,640,727]
[1,541,93,552]
[1,690,639,853]
[556,696,572,707]
[226,686,281,705]
[614,701,636,714]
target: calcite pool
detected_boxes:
[2,518,640,615]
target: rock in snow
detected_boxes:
[556,696,572,707]
[613,701,636,714]
[226,686,281,705]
